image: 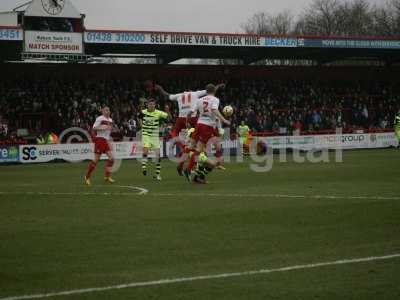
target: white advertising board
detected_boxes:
[24,31,83,54]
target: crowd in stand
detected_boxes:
[227,78,400,134]
[1,75,399,144]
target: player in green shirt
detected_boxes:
[395,113,400,148]
[237,121,250,155]
[139,98,170,180]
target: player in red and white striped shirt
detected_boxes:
[155,83,225,175]
[156,86,206,135]
[84,106,115,185]
[185,84,230,179]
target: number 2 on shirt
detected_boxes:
[203,101,209,112]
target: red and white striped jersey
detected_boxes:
[93,115,113,140]
[193,95,220,127]
[169,90,206,117]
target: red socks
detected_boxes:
[105,159,114,177]
[86,161,97,179]
[87,159,113,179]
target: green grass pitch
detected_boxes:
[0,149,400,299]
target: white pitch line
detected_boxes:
[0,186,149,196]
[151,193,400,201]
[0,191,398,200]
[0,192,144,196]
[116,185,148,195]
[1,253,400,300]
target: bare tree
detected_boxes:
[241,12,271,34]
[242,0,400,37]
[296,0,343,36]
[345,0,374,35]
[340,0,374,36]
[370,0,400,36]
[372,6,395,36]
[242,10,294,35]
[269,10,294,35]
[387,0,400,35]
[293,0,397,37]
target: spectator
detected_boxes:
[293,119,302,135]
[127,116,137,137]
[312,110,322,130]
[380,117,389,129]
[1,75,399,142]
[37,133,46,145]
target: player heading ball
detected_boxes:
[185,84,230,178]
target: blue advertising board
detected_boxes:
[0,146,19,163]
[304,38,400,49]
[264,37,302,47]
[0,28,22,41]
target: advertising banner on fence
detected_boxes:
[85,31,266,47]
[84,30,400,50]
[263,135,316,149]
[24,31,83,54]
[0,146,19,162]
[18,142,146,164]
[0,28,23,41]
[264,37,304,47]
[254,132,398,150]
[7,132,397,164]
[303,38,400,49]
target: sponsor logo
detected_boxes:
[341,135,365,143]
[22,146,37,161]
[0,146,19,162]
[323,135,339,143]
[376,133,394,141]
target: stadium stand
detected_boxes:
[0,64,399,144]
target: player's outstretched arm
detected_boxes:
[213,109,230,126]
[155,84,170,99]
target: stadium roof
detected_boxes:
[1,25,400,64]
[1,0,400,66]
